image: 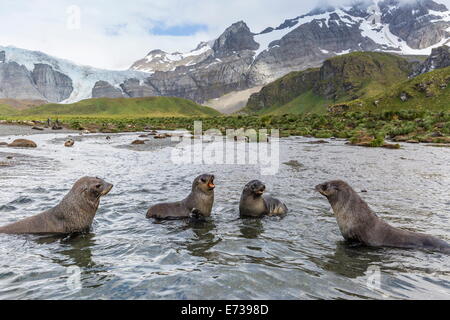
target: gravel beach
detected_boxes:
[0,124,78,137]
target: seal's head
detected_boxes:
[193,174,215,194]
[72,177,114,206]
[243,180,266,198]
[315,180,349,197]
[315,180,357,207]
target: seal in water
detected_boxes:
[0,177,113,235]
[146,174,215,220]
[239,180,288,218]
[316,180,450,252]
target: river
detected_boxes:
[0,131,449,299]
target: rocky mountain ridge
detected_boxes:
[0,0,449,105]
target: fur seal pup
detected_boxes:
[0,177,113,235]
[316,180,450,252]
[239,180,288,218]
[146,174,215,220]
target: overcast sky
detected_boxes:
[0,0,449,70]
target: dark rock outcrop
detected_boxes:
[92,80,124,98]
[31,63,73,102]
[120,78,159,97]
[148,52,254,102]
[0,62,46,100]
[212,21,259,56]
[413,45,450,76]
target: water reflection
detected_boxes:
[239,218,264,239]
[35,233,96,268]
[312,242,387,279]
[35,233,112,290]
[186,219,221,258]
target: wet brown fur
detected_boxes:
[316,180,449,252]
[146,174,215,220]
[240,180,288,218]
[0,177,113,235]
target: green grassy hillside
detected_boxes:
[0,104,17,116]
[1,96,220,118]
[343,66,450,112]
[259,91,332,115]
[244,52,413,115]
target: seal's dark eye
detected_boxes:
[201,178,207,183]
[96,184,102,189]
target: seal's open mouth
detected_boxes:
[315,184,326,196]
[102,183,114,196]
[254,185,265,196]
[207,176,215,190]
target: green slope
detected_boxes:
[344,66,450,112]
[5,96,220,118]
[259,91,332,115]
[0,104,17,116]
[244,52,413,115]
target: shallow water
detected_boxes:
[0,132,449,300]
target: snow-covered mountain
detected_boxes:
[0,46,148,103]
[132,0,449,75]
[0,0,449,105]
[130,42,214,73]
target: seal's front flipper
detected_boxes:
[189,208,207,222]
[190,208,201,219]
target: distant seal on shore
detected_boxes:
[239,180,288,218]
[0,177,113,235]
[316,180,450,252]
[146,174,215,220]
[8,139,37,148]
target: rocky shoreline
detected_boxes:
[0,123,77,137]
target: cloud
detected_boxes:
[0,0,448,70]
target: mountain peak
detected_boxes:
[212,21,259,56]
